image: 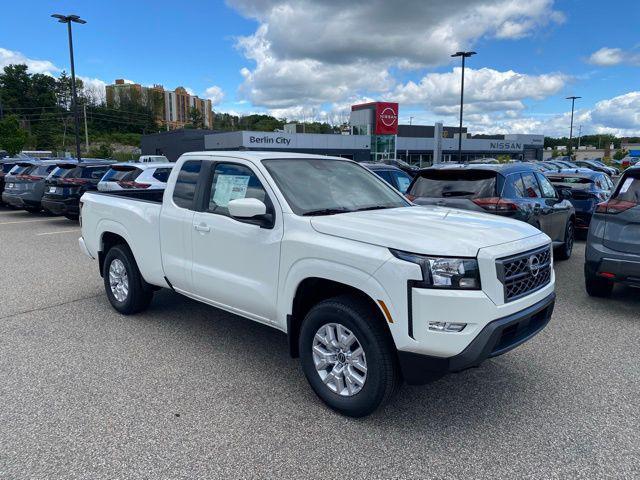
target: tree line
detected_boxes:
[0,64,339,156]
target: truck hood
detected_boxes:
[310,206,542,257]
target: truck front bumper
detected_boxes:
[398,292,555,384]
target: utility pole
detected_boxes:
[577,125,582,150]
[451,51,476,163]
[83,104,89,150]
[409,116,414,125]
[52,14,86,162]
[566,96,581,158]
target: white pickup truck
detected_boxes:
[79,151,556,417]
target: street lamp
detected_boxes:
[451,51,476,163]
[566,96,581,158]
[52,14,86,162]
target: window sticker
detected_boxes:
[619,177,634,194]
[212,174,250,207]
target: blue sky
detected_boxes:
[1,0,639,136]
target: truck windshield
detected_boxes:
[262,158,409,216]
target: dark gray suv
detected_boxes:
[585,166,640,296]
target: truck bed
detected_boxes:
[80,189,167,287]
[90,189,165,203]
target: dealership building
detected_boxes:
[142,102,544,165]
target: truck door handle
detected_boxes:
[194,223,211,233]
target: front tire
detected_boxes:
[299,295,400,417]
[103,245,153,314]
[555,219,574,261]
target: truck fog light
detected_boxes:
[429,322,467,332]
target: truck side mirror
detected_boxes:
[228,198,267,218]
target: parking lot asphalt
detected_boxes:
[0,205,638,479]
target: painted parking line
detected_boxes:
[36,229,80,236]
[0,217,68,226]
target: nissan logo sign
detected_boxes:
[528,255,541,277]
[379,107,398,127]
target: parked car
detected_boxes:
[574,160,617,176]
[0,159,19,204]
[136,155,170,164]
[406,163,576,259]
[376,158,419,177]
[469,158,499,164]
[42,159,115,220]
[79,151,556,417]
[361,163,413,193]
[1,160,60,213]
[545,170,613,233]
[585,166,640,296]
[98,163,174,192]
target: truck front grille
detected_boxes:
[496,245,552,302]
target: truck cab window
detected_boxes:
[207,163,268,217]
[173,160,202,209]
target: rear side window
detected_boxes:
[547,175,593,190]
[173,161,202,209]
[409,170,497,199]
[614,173,640,203]
[102,167,142,182]
[392,171,412,193]
[152,168,172,183]
[536,173,557,198]
[521,172,541,198]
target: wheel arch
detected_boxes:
[287,277,392,358]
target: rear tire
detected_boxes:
[103,245,153,314]
[555,219,574,261]
[585,268,613,297]
[299,294,401,417]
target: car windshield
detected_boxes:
[409,169,498,199]
[262,158,409,216]
[8,165,34,176]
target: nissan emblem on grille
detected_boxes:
[496,246,552,302]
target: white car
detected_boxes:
[97,163,174,192]
[79,151,556,417]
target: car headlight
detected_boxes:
[390,249,481,290]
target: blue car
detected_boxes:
[545,170,614,232]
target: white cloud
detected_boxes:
[0,47,60,75]
[204,85,225,105]
[390,67,567,114]
[587,47,640,66]
[229,0,564,108]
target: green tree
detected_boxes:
[0,115,29,155]
[186,106,205,129]
[613,149,626,160]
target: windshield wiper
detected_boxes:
[352,205,392,212]
[302,208,351,216]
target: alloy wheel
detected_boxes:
[312,323,367,397]
[108,258,129,302]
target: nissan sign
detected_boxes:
[374,102,398,135]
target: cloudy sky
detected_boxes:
[1,0,639,136]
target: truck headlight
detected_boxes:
[390,249,481,290]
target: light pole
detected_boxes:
[451,51,476,163]
[52,14,86,162]
[566,96,581,158]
